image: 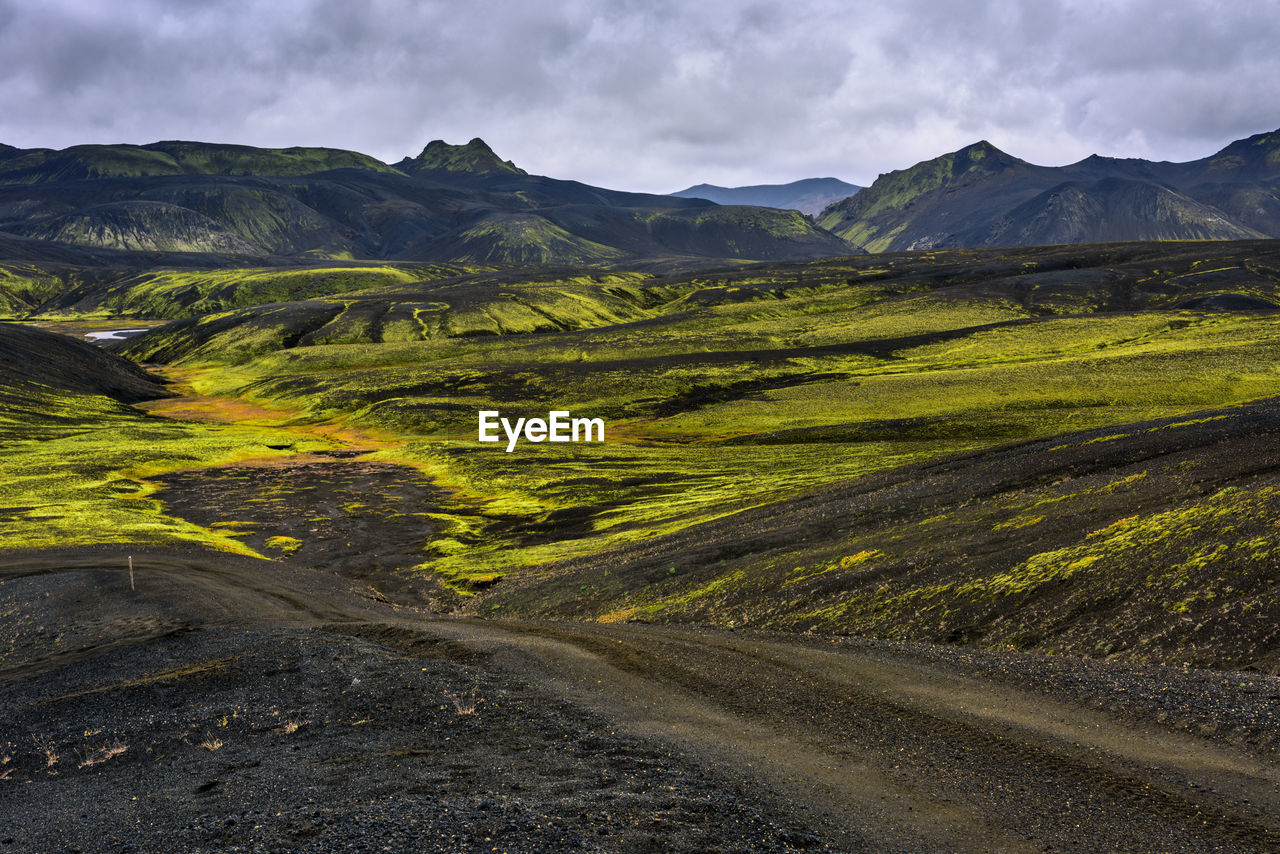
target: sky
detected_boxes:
[1,0,1277,194]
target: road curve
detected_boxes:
[404,618,1280,853]
[3,548,1278,851]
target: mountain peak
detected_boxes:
[952,139,1021,169]
[1069,152,1155,169]
[403,137,525,175]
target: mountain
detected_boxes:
[981,178,1264,246]
[0,140,398,183]
[671,177,862,216]
[396,137,525,175]
[0,139,851,266]
[820,130,1280,252]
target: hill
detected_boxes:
[94,239,1280,672]
[671,177,863,216]
[0,320,171,444]
[820,130,1280,251]
[0,321,165,404]
[0,139,852,265]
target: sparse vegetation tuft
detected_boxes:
[77,741,128,768]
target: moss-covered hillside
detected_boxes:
[23,239,1259,670]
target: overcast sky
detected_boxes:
[1,0,1277,193]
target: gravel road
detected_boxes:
[1,547,1277,852]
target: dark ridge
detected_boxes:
[0,321,168,402]
[820,128,1280,252]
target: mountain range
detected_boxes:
[2,129,1280,267]
[819,130,1280,251]
[670,177,863,216]
[0,138,849,266]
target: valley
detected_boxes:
[6,0,1280,843]
[61,239,1280,670]
[3,141,1280,849]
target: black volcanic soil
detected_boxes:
[151,454,468,606]
[1,627,834,854]
[2,547,1279,852]
[0,550,834,854]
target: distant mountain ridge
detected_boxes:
[670,177,862,216]
[820,130,1280,252]
[0,139,851,265]
[6,129,1280,264]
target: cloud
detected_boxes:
[0,0,1275,192]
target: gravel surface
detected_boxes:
[3,547,1279,852]
[1,624,834,853]
[823,633,1280,759]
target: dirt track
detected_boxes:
[2,548,1279,852]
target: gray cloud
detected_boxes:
[0,0,1276,192]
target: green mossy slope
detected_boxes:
[0,323,330,552]
[12,240,1280,669]
[13,202,259,254]
[40,264,471,319]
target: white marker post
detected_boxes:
[129,555,135,591]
